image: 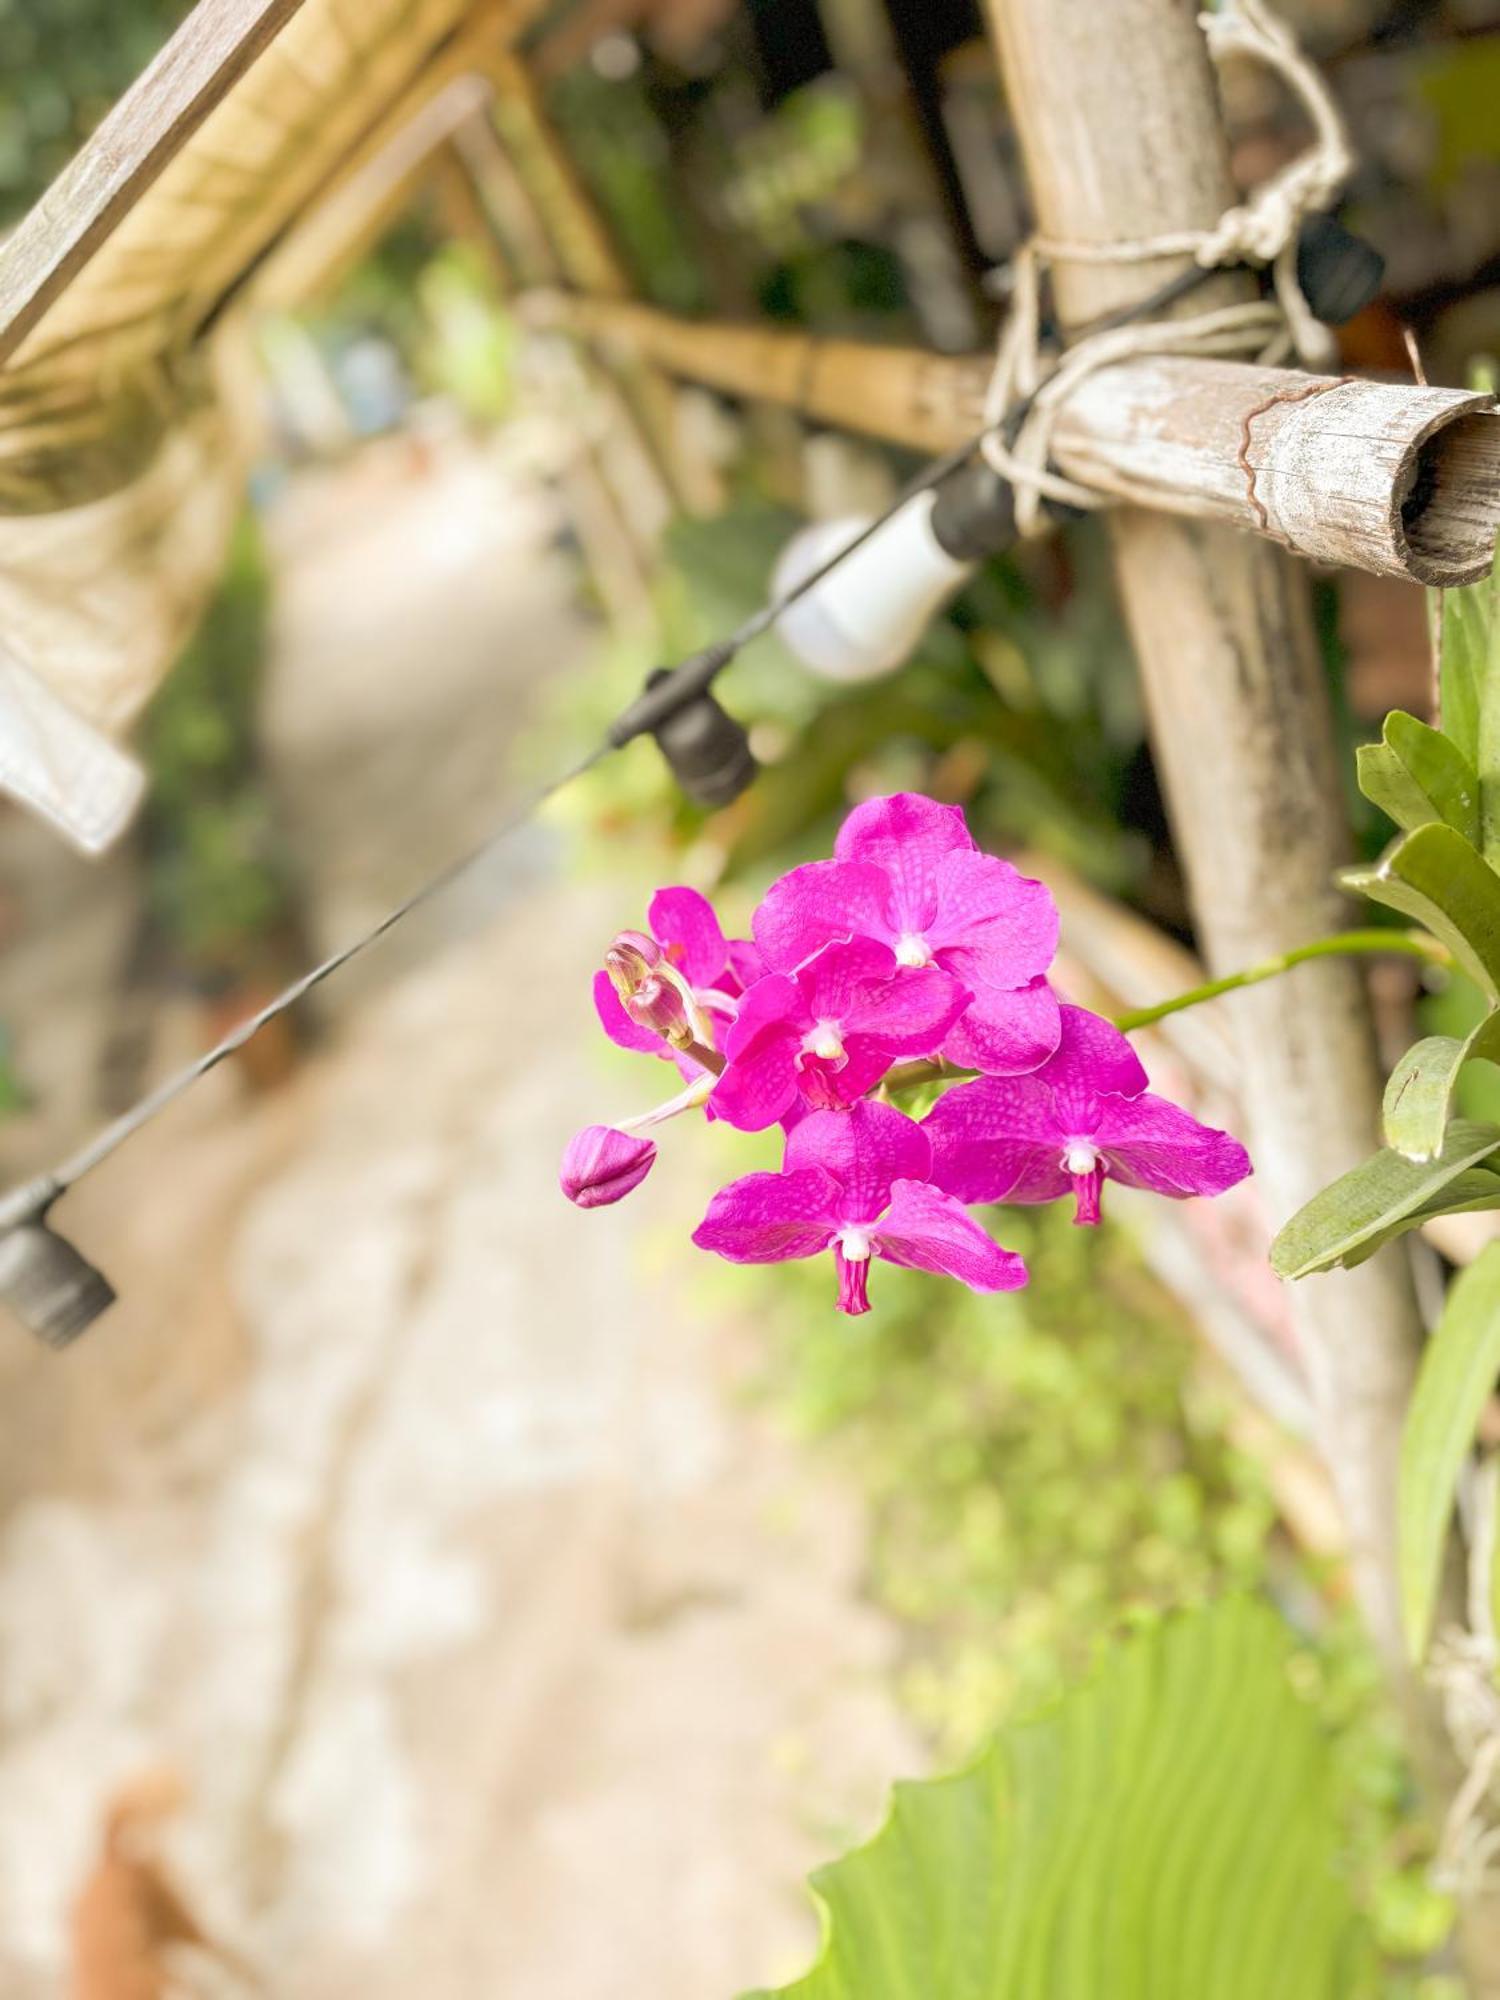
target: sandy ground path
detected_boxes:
[0,439,919,1998]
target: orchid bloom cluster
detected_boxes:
[561,795,1251,1315]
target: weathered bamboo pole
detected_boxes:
[981,0,1499,1975]
[526,291,1500,586]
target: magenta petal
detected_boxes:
[833,793,974,933]
[786,1099,931,1218]
[874,1179,1028,1292]
[752,861,893,972]
[794,937,966,1056]
[648,886,727,988]
[1047,1005,1150,1103]
[594,969,672,1059]
[560,1126,657,1208]
[693,1166,841,1262]
[941,976,1061,1076]
[711,1033,800,1130]
[1094,1092,1253,1200]
[927,849,1059,984]
[725,937,767,993]
[921,1076,1070,1204]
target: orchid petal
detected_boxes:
[921,1075,1070,1204]
[796,938,967,1055]
[724,937,767,993]
[941,976,1061,1076]
[1093,1092,1253,1200]
[1046,1005,1150,1105]
[693,1166,841,1262]
[874,1179,1029,1292]
[833,793,974,933]
[798,1039,897,1110]
[752,860,892,972]
[927,849,1059,984]
[648,885,727,988]
[785,1099,931,1219]
[593,969,672,1059]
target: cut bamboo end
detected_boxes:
[1050,358,1500,587]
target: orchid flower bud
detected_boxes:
[605,930,699,1047]
[560,1126,657,1208]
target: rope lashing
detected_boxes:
[983,0,1356,538]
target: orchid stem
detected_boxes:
[1110,928,1449,1033]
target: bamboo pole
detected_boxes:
[526,291,1500,586]
[980,0,1499,1976]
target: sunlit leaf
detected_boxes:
[1270,1122,1500,1279]
[1400,1242,1500,1661]
[1341,824,1500,999]
[1383,1015,1500,1162]
[1355,711,1479,845]
[744,1598,1375,2000]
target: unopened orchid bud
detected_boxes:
[605,931,664,996]
[560,1126,657,1209]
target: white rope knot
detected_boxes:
[983,0,1354,537]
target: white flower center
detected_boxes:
[805,1019,846,1062]
[837,1226,873,1262]
[894,931,933,969]
[1062,1139,1100,1176]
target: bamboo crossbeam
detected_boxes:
[528,291,1500,587]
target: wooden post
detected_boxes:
[980,0,1442,1737]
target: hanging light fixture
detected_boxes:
[0,1177,114,1348]
[773,464,1020,682]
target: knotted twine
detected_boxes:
[982,0,1355,536]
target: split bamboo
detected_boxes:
[528,291,1500,586]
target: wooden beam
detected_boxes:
[0,0,310,366]
[527,290,1500,585]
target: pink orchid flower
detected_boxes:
[709,935,967,1131]
[593,885,746,1072]
[922,1004,1251,1225]
[751,793,1061,1075]
[693,1098,1026,1314]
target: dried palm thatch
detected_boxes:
[0,0,544,847]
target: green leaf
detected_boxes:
[1400,1241,1500,1661]
[1341,823,1500,1000]
[1383,1015,1500,1161]
[1270,1122,1500,1279]
[1355,711,1479,845]
[743,1598,1375,2000]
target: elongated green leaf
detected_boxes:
[1400,1242,1500,1661]
[1271,1122,1500,1279]
[1383,1014,1500,1161]
[744,1598,1375,2000]
[1341,823,1500,999]
[1356,711,1480,845]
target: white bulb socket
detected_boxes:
[772,493,974,684]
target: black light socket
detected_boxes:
[1295,212,1385,326]
[643,671,757,810]
[929,462,1020,562]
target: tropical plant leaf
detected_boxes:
[1400,1242,1500,1661]
[1341,823,1500,1000]
[1270,1122,1500,1279]
[1383,1015,1500,1162]
[743,1598,1374,2000]
[1355,710,1479,845]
